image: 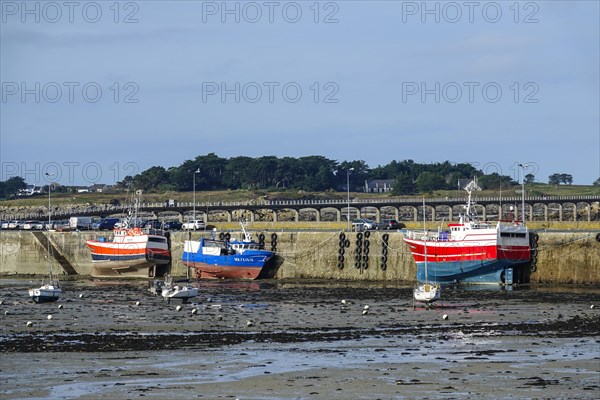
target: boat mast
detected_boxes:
[422,198,428,283]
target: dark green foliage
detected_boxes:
[113,154,516,193]
[0,176,27,199]
[549,173,573,186]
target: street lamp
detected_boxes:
[347,168,354,231]
[45,172,54,230]
[192,168,200,229]
[518,163,529,224]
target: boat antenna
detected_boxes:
[240,218,251,241]
[422,198,426,233]
[499,182,502,220]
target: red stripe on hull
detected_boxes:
[404,238,529,263]
[86,241,170,258]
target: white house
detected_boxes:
[18,185,41,196]
[364,179,394,193]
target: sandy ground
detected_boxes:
[1,278,599,399]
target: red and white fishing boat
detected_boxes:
[403,180,531,285]
[86,191,171,278]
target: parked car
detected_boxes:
[182,220,206,230]
[143,220,163,229]
[163,220,183,230]
[351,218,377,231]
[69,216,93,230]
[93,218,120,230]
[7,220,20,229]
[54,220,70,230]
[376,219,403,230]
[0,221,8,229]
[20,220,37,230]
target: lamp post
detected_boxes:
[45,172,54,230]
[518,163,529,224]
[346,168,354,231]
[192,168,200,230]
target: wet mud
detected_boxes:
[1,279,599,352]
[1,279,599,399]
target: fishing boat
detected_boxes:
[182,221,274,279]
[403,180,531,285]
[85,191,171,278]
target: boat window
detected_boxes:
[148,237,166,243]
[500,232,527,238]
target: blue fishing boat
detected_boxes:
[182,222,275,279]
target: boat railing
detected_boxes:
[142,227,166,236]
[405,229,453,242]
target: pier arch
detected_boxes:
[319,207,341,222]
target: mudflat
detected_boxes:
[1,279,599,399]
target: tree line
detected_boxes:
[117,153,512,194]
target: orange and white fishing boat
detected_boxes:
[86,191,171,278]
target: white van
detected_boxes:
[69,216,93,230]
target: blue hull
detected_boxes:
[417,259,528,285]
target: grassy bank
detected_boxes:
[2,184,598,208]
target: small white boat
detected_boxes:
[160,275,198,303]
[29,281,61,303]
[413,200,441,309]
[413,282,440,306]
[30,228,62,303]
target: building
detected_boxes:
[18,185,41,196]
[364,179,394,193]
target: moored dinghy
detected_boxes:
[29,281,62,304]
[413,231,441,309]
[160,274,199,303]
[29,228,62,303]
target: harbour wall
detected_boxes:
[0,230,599,284]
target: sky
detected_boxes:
[1,0,599,187]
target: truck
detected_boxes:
[69,216,93,230]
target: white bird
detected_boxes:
[363,305,370,310]
[341,299,347,304]
[443,314,449,320]
[246,320,253,327]
[78,293,83,298]
[176,305,182,311]
[191,308,198,315]
[58,304,63,309]
[26,321,33,327]
[362,309,369,315]
[135,301,140,306]
[47,315,53,320]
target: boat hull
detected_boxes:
[404,238,530,285]
[86,240,171,278]
[29,286,61,303]
[413,283,441,303]
[162,286,199,300]
[415,259,528,284]
[182,260,266,280]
